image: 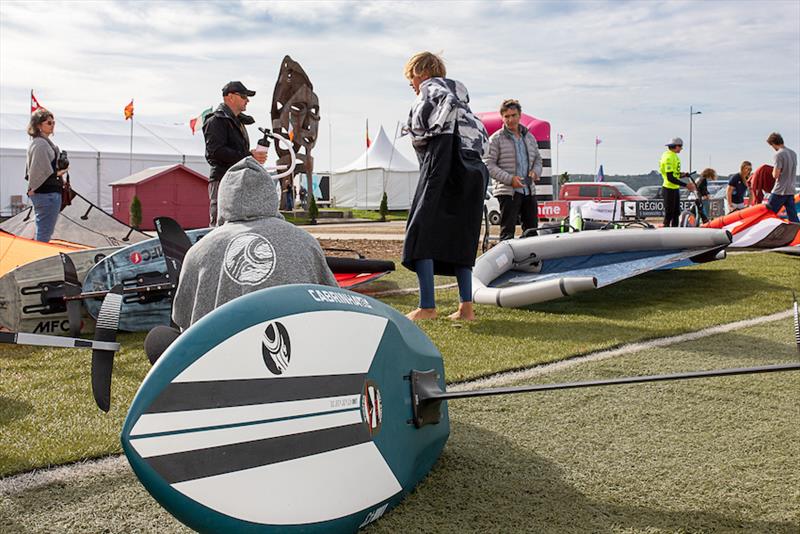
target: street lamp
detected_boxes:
[689,106,702,173]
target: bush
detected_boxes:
[308,195,319,224]
[129,195,142,229]
[379,192,389,222]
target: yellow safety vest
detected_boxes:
[660,150,681,189]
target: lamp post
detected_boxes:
[689,106,702,173]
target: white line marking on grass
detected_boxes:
[449,309,793,392]
[1,310,791,494]
[0,455,127,495]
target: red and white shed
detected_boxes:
[110,164,209,230]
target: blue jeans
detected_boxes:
[766,193,799,223]
[415,259,472,309]
[30,192,61,242]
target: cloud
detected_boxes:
[1,0,798,174]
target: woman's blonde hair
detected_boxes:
[404,51,446,80]
[740,160,752,173]
[27,108,54,137]
[700,168,717,180]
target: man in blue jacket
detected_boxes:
[203,81,268,226]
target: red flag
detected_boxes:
[189,106,212,134]
[30,90,42,114]
[124,100,134,120]
[366,119,371,148]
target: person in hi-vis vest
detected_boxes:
[659,137,696,227]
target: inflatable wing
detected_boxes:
[472,228,731,308]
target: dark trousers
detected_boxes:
[767,193,800,222]
[662,187,680,227]
[499,193,538,240]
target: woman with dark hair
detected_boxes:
[26,108,67,242]
[402,51,489,321]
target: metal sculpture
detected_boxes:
[270,56,320,210]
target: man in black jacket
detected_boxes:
[203,81,268,226]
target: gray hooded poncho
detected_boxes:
[172,157,336,329]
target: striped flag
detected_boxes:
[189,107,213,134]
[30,90,42,113]
[124,100,134,120]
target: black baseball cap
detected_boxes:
[222,81,256,97]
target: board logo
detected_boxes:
[361,381,383,436]
[130,251,142,264]
[359,503,389,528]
[224,233,277,286]
[261,321,291,375]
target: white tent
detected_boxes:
[0,113,210,216]
[330,126,419,209]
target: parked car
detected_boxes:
[484,190,501,225]
[637,184,692,200]
[636,185,661,199]
[559,182,646,201]
[705,179,729,197]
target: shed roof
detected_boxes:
[109,164,209,186]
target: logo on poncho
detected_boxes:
[223,233,276,285]
[261,321,290,375]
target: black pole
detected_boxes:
[437,363,800,402]
[410,363,800,427]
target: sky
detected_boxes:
[1,0,799,175]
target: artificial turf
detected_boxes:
[0,253,796,477]
[1,318,797,533]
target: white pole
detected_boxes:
[129,113,134,175]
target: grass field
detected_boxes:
[1,318,797,533]
[0,253,797,477]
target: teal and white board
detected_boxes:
[82,228,210,332]
[122,284,448,533]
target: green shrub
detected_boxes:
[379,192,389,222]
[308,195,319,224]
[129,195,142,229]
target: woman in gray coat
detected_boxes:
[26,109,67,242]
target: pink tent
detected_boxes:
[476,111,550,142]
[476,112,553,199]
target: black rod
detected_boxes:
[429,363,800,403]
[63,282,175,301]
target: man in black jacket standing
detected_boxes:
[203,81,268,226]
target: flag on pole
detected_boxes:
[124,100,134,120]
[595,164,605,182]
[366,119,371,148]
[189,106,212,134]
[595,136,602,145]
[30,91,42,113]
[558,133,565,144]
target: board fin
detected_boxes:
[91,284,123,412]
[59,253,83,337]
[154,217,193,286]
[154,217,194,329]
